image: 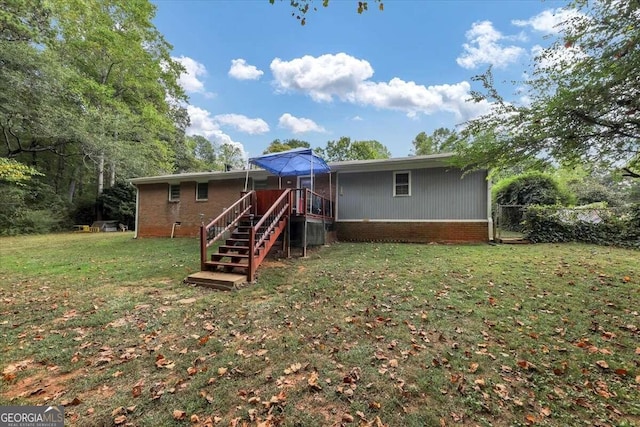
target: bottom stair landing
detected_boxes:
[184,271,247,291]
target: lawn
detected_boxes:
[0,233,638,426]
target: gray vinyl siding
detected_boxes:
[337,168,487,220]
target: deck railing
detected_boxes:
[200,191,255,270]
[291,188,334,220]
[248,189,290,281]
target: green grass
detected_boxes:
[1,233,639,426]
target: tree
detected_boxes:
[263,139,310,154]
[412,128,460,155]
[97,182,136,228]
[317,137,391,161]
[219,143,246,170]
[269,0,383,25]
[493,172,572,206]
[460,0,640,178]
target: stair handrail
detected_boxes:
[200,191,254,270]
[252,189,290,251]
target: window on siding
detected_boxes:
[169,184,180,201]
[393,171,411,196]
[253,178,268,190]
[196,182,208,201]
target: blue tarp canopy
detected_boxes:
[249,148,330,176]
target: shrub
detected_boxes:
[493,172,572,206]
[523,205,639,248]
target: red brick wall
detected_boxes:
[336,221,488,243]
[136,180,246,237]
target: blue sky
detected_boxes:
[152,0,573,159]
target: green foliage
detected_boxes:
[269,0,383,25]
[460,0,640,177]
[493,172,571,206]
[411,128,460,155]
[263,138,310,154]
[317,136,391,161]
[523,205,640,248]
[97,182,136,228]
[0,179,70,235]
[0,158,41,183]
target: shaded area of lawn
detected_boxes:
[1,233,639,426]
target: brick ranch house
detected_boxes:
[129,153,492,243]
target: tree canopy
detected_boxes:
[263,139,311,154]
[316,137,391,162]
[459,0,640,178]
[412,128,460,156]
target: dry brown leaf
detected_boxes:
[132,385,142,398]
[218,367,228,376]
[342,413,354,423]
[595,360,609,369]
[190,414,200,423]
[389,359,398,368]
[308,371,322,391]
[114,415,127,425]
[469,362,479,373]
[173,409,187,420]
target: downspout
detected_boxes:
[132,182,139,239]
[487,172,493,241]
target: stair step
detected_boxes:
[212,253,249,260]
[205,261,248,269]
[218,245,250,253]
[226,238,249,245]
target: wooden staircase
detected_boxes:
[186,190,291,289]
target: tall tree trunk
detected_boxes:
[109,161,115,187]
[68,178,76,203]
[97,153,104,195]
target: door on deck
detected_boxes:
[297,176,312,215]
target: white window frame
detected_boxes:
[393,171,411,197]
[196,182,208,201]
[169,184,180,202]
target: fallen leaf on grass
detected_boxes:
[114,415,127,425]
[61,397,82,406]
[155,354,175,369]
[469,363,479,373]
[284,363,303,375]
[517,360,537,371]
[173,410,187,420]
[308,371,322,391]
[595,360,609,369]
[342,413,354,423]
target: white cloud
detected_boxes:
[213,114,269,135]
[512,8,581,34]
[351,115,363,121]
[186,105,247,159]
[270,53,490,121]
[456,21,525,69]
[271,53,374,102]
[228,59,264,80]
[278,113,326,134]
[173,56,215,98]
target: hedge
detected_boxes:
[522,204,640,249]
